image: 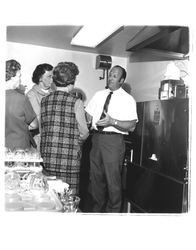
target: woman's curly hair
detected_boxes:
[32,63,53,84]
[6,59,21,81]
[53,62,79,87]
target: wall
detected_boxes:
[126,59,189,102]
[6,42,127,105]
[6,42,189,104]
[126,61,169,102]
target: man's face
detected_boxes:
[39,70,53,90]
[107,67,124,91]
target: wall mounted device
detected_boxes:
[95,55,112,87]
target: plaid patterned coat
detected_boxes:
[40,91,81,194]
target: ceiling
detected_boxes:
[7,25,188,61]
[6,25,156,58]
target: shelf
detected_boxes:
[5,165,43,173]
[4,158,43,163]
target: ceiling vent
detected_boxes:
[126,26,189,60]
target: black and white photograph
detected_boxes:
[4,24,191,213]
[0,1,195,250]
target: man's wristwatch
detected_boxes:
[113,119,118,126]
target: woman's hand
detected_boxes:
[29,117,39,130]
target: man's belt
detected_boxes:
[91,129,121,135]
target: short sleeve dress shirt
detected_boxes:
[85,87,138,134]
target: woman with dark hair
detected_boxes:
[27,63,54,150]
[40,62,89,195]
[5,59,38,150]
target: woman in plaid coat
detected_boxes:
[40,62,89,195]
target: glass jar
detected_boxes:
[29,172,49,193]
[62,195,80,213]
[5,170,21,193]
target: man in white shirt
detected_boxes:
[85,65,138,212]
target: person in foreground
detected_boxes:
[5,59,38,151]
[27,63,54,150]
[40,62,89,195]
[85,65,138,213]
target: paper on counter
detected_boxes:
[47,179,69,193]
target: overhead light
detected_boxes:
[71,25,123,48]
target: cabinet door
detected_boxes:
[126,163,187,213]
[132,102,144,165]
[141,99,188,181]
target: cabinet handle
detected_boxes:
[130,149,133,162]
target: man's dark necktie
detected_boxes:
[97,91,113,131]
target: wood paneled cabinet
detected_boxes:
[126,99,189,213]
